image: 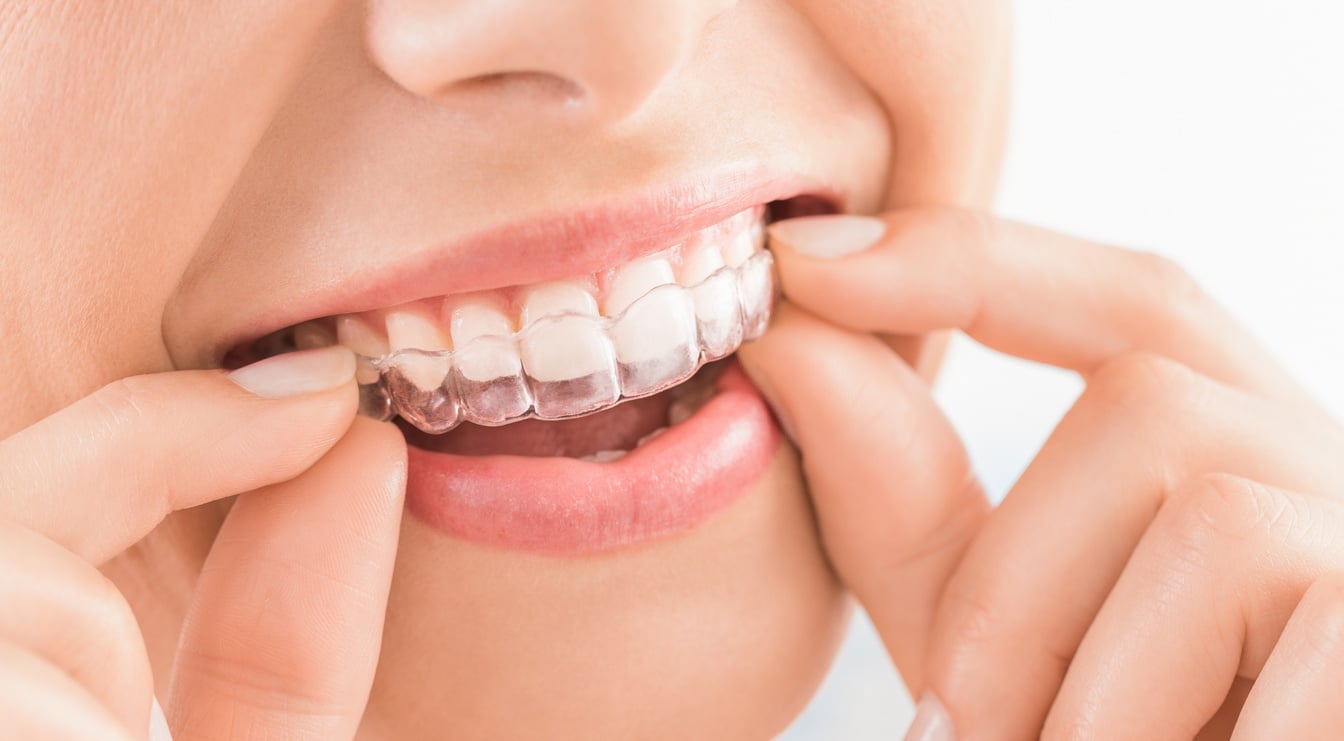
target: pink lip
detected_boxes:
[405,362,780,554]
[214,162,838,364]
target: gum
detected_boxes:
[356,249,777,432]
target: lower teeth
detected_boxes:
[580,450,628,463]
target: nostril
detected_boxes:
[445,70,588,109]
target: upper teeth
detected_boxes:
[289,205,773,433]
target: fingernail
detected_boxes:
[904,692,956,741]
[768,214,887,259]
[149,697,174,741]
[227,346,355,399]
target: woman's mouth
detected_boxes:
[226,173,838,555]
[349,205,771,428]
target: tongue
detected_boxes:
[398,391,674,458]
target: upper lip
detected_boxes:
[214,161,841,366]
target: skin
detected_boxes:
[748,212,1344,739]
[17,2,1341,740]
[0,1,1007,739]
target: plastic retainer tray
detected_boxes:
[354,249,776,433]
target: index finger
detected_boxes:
[737,305,989,689]
[0,347,359,563]
[768,208,1309,405]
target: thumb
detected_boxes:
[0,345,360,564]
[165,417,407,740]
[737,304,987,690]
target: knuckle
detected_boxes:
[1134,249,1208,314]
[937,579,1008,652]
[88,374,162,432]
[936,206,999,275]
[1084,351,1205,419]
[1128,250,1223,347]
[1164,474,1291,553]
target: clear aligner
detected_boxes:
[355,249,777,433]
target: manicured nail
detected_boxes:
[904,692,955,741]
[149,697,173,741]
[227,346,355,399]
[768,214,886,259]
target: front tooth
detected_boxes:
[448,299,532,424]
[384,308,450,390]
[722,226,758,268]
[678,245,726,287]
[691,270,744,359]
[519,281,598,327]
[386,307,449,351]
[449,300,522,380]
[602,255,675,316]
[450,298,514,344]
[608,284,698,397]
[519,313,616,383]
[336,315,391,384]
[737,251,776,341]
[518,282,619,417]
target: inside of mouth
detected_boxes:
[399,359,724,459]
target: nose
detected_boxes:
[365,0,735,123]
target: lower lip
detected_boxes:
[404,361,781,555]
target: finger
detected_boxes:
[1232,574,1344,740]
[1045,476,1344,739]
[0,523,153,735]
[0,640,134,741]
[0,346,358,563]
[920,355,1344,737]
[737,304,989,688]
[167,417,406,740]
[767,209,1309,405]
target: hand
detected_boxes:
[739,208,1344,739]
[0,346,407,739]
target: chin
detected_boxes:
[361,442,849,740]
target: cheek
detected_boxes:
[0,2,346,430]
[366,442,846,739]
[792,0,1012,206]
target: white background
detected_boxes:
[782,2,1344,737]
